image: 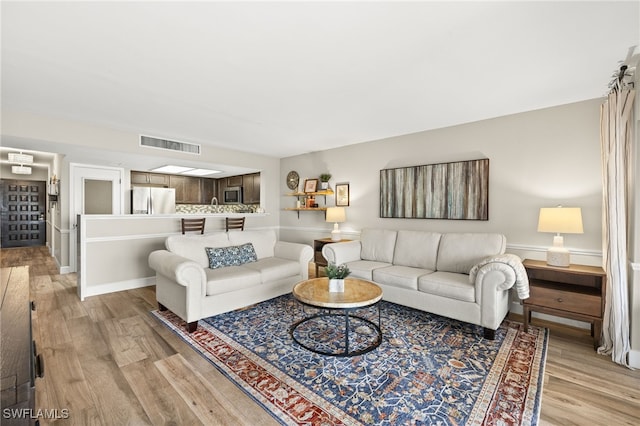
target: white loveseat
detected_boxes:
[322,229,529,339]
[149,229,313,332]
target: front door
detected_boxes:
[0,180,47,247]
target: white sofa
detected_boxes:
[149,229,313,332]
[322,229,529,339]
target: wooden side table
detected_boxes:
[313,238,351,277]
[522,259,606,349]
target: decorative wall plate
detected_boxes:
[286,171,300,190]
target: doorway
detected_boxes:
[0,179,47,248]
[69,164,124,272]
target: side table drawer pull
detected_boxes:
[557,298,563,302]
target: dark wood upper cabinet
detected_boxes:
[130,171,259,205]
[202,178,218,204]
[243,173,261,204]
[131,171,170,186]
[226,175,243,187]
[169,175,201,204]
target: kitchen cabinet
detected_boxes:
[131,171,169,186]
[131,171,259,205]
[243,173,261,204]
[169,175,202,204]
[201,178,218,205]
[226,175,243,187]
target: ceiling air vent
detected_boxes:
[140,135,201,155]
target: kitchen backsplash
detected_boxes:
[176,204,259,214]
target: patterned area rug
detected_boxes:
[152,294,547,425]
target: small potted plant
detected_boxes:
[325,262,350,292]
[319,173,332,190]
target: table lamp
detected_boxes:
[537,206,583,267]
[326,207,346,241]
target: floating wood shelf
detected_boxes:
[283,207,328,211]
[286,189,334,197]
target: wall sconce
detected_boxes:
[326,207,346,241]
[537,206,583,267]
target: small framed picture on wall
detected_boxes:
[304,178,318,193]
[335,183,350,206]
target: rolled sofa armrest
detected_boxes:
[322,240,362,265]
[274,241,313,262]
[148,250,207,291]
[469,253,530,299]
[274,241,314,279]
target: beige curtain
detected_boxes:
[599,87,635,367]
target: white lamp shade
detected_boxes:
[538,206,582,267]
[537,207,583,234]
[326,207,346,223]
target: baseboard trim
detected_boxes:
[629,349,640,369]
[80,277,155,301]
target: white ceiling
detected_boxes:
[2,1,639,160]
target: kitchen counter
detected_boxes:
[175,204,261,215]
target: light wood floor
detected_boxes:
[2,246,640,425]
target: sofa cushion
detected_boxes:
[165,232,230,268]
[373,265,434,291]
[242,257,301,282]
[393,230,441,270]
[345,260,392,281]
[360,229,397,263]
[436,233,506,274]
[204,266,262,295]
[228,230,276,259]
[205,243,257,269]
[418,271,475,302]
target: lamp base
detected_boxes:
[546,247,570,267]
[331,223,341,241]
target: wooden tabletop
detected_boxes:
[523,259,605,276]
[292,277,383,309]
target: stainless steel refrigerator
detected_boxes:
[131,187,176,214]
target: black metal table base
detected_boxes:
[290,302,382,357]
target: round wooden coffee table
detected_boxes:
[290,277,383,357]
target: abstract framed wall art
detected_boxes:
[380,158,489,220]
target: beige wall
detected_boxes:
[281,98,603,267]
